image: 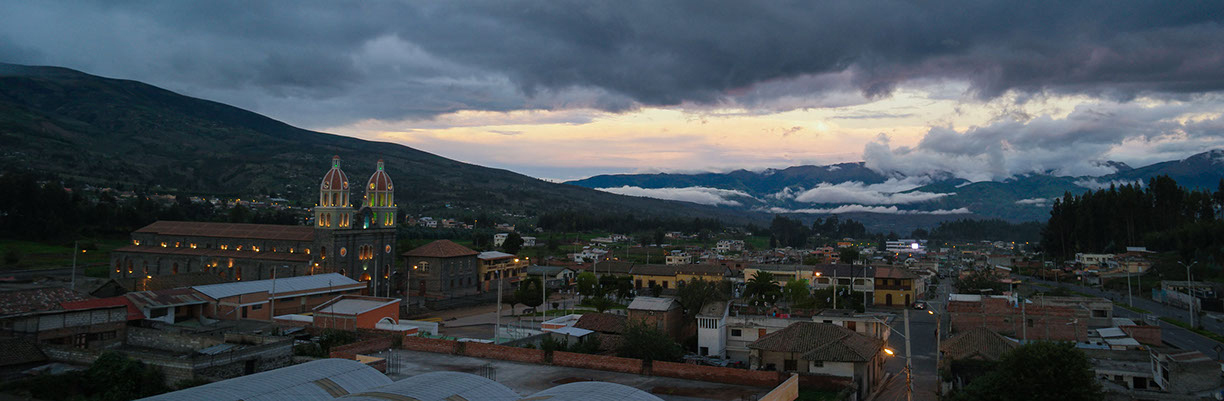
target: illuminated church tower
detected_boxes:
[315,156,354,229]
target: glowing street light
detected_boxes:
[884,348,895,356]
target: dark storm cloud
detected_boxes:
[1,1,1223,126]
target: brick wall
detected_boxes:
[329,337,394,359]
[552,351,644,375]
[42,345,102,365]
[461,342,546,364]
[392,336,796,389]
[652,360,781,387]
[1121,325,1161,345]
[401,336,459,354]
[948,298,1087,341]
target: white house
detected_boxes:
[716,240,745,253]
[696,301,730,358]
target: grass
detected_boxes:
[1160,317,1224,344]
[0,238,128,271]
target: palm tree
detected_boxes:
[744,271,781,305]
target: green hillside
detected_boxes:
[0,63,762,224]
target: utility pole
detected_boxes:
[1179,261,1198,329]
[495,270,502,344]
[904,308,913,401]
[1126,270,1133,307]
[71,241,79,291]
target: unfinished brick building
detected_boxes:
[948,296,1088,342]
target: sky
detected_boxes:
[3,1,1224,182]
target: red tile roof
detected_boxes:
[62,296,145,320]
[0,287,90,317]
[402,240,478,258]
[113,245,313,262]
[574,313,628,334]
[749,321,884,363]
[939,327,1019,361]
[135,220,315,242]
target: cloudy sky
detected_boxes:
[3,1,1224,181]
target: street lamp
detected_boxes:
[869,311,913,401]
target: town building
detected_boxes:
[696,301,730,358]
[947,294,1089,342]
[0,287,139,349]
[743,264,810,284]
[401,240,480,300]
[627,296,683,340]
[938,327,1019,391]
[493,233,509,247]
[812,264,876,300]
[191,273,365,321]
[724,310,891,364]
[477,251,526,292]
[716,239,745,253]
[873,266,922,307]
[524,265,577,289]
[665,251,692,265]
[110,156,398,288]
[123,288,208,325]
[748,322,886,401]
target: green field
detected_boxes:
[0,238,127,271]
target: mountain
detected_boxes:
[567,151,1224,225]
[0,63,762,224]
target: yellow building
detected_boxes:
[631,264,678,290]
[873,266,920,307]
[477,251,526,292]
[675,264,730,284]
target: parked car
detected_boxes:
[912,301,927,310]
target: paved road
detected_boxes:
[872,280,950,401]
[1025,278,1224,358]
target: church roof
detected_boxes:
[403,240,478,258]
[366,159,393,193]
[135,221,315,242]
[113,244,313,262]
[321,155,349,192]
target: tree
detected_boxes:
[951,342,1102,401]
[502,232,525,254]
[676,279,727,319]
[653,228,665,246]
[515,277,547,309]
[839,248,860,264]
[618,321,684,362]
[576,272,600,298]
[781,279,812,307]
[587,296,619,313]
[650,283,664,297]
[744,271,781,305]
[546,235,560,251]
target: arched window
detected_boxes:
[127,260,133,274]
[360,273,371,281]
[172,263,179,275]
[331,193,338,206]
[142,262,148,276]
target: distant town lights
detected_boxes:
[910,243,920,250]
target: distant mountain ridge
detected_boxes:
[567,150,1224,224]
[0,62,761,224]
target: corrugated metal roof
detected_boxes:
[524,381,664,401]
[317,298,397,315]
[138,358,392,401]
[125,288,208,310]
[343,371,520,401]
[551,326,594,337]
[477,251,516,260]
[192,273,360,300]
[627,296,677,312]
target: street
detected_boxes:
[872,280,950,401]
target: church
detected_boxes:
[110,156,398,294]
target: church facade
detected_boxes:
[110,156,398,294]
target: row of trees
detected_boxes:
[923,219,1044,243]
[754,215,870,249]
[743,271,866,312]
[1041,176,1224,261]
[536,210,723,234]
[0,172,300,241]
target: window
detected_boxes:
[1092,310,1108,318]
[731,329,742,337]
[1026,318,1034,327]
[385,245,392,254]
[340,247,347,257]
[812,361,824,368]
[252,304,262,310]
[783,359,797,371]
